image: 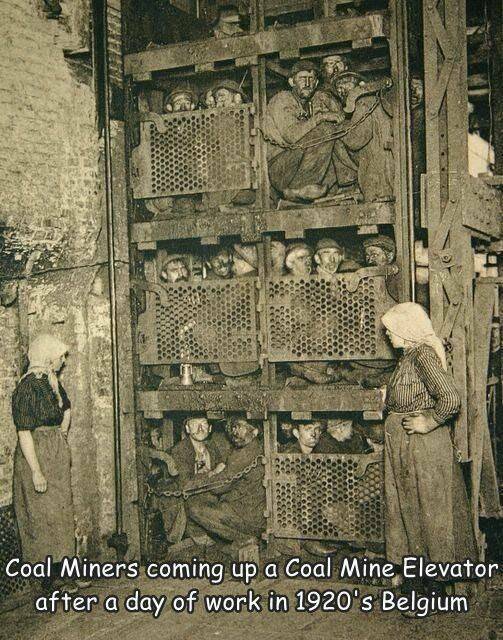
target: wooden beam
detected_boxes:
[124,13,387,76]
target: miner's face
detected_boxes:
[335,77,359,101]
[214,88,242,108]
[288,248,312,276]
[230,419,257,448]
[289,71,318,100]
[316,247,343,274]
[410,78,424,109]
[365,245,394,266]
[321,56,347,82]
[161,259,189,283]
[293,422,322,449]
[205,90,216,108]
[270,242,286,274]
[209,250,233,278]
[327,419,353,442]
[164,92,195,113]
[185,417,211,442]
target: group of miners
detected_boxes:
[147,412,379,551]
[159,234,396,284]
[156,53,396,208]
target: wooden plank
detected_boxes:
[124,13,387,76]
[130,201,396,244]
[137,386,385,414]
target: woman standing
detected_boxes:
[381,303,477,569]
[12,334,75,575]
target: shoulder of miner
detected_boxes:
[170,437,197,483]
[264,90,319,146]
[312,88,344,116]
[207,430,232,465]
[211,435,264,495]
[281,440,301,454]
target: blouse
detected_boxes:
[385,344,460,424]
[12,373,71,431]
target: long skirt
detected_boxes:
[13,427,75,562]
[384,412,477,566]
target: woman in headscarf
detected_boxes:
[381,303,477,577]
[12,334,75,587]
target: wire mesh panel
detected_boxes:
[137,279,259,365]
[0,505,28,603]
[131,106,253,199]
[271,453,384,542]
[266,274,395,361]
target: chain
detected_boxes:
[148,454,264,501]
[258,94,381,151]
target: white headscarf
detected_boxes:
[381,302,447,370]
[22,334,69,408]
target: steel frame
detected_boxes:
[422,0,502,548]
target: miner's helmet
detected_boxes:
[288,59,320,79]
[362,234,396,254]
[315,238,343,253]
[333,71,366,87]
[209,78,249,102]
[164,83,198,107]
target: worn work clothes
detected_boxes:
[342,95,394,202]
[186,437,265,543]
[155,432,231,543]
[384,344,477,564]
[265,90,357,195]
[315,430,372,454]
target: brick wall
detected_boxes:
[0,0,139,558]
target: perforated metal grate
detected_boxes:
[137,279,259,364]
[0,505,28,602]
[266,274,395,361]
[272,453,384,542]
[132,106,253,199]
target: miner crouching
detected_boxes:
[186,417,265,547]
[265,60,359,204]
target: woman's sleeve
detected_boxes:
[414,346,461,424]
[11,380,39,431]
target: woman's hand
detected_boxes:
[32,469,47,493]
[401,413,439,435]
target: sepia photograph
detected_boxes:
[0,0,502,637]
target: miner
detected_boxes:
[160,255,190,283]
[334,71,394,202]
[232,243,258,277]
[154,415,230,544]
[314,238,361,276]
[285,243,313,276]
[205,247,233,280]
[321,54,349,94]
[282,420,324,453]
[265,60,358,203]
[363,234,399,301]
[316,418,373,454]
[270,240,287,275]
[212,5,245,39]
[211,79,248,108]
[163,83,198,113]
[186,417,265,545]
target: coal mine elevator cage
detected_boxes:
[119,0,503,560]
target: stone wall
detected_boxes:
[0,0,139,558]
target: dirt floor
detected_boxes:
[1,570,502,640]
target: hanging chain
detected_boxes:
[257,94,381,151]
[146,454,264,501]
